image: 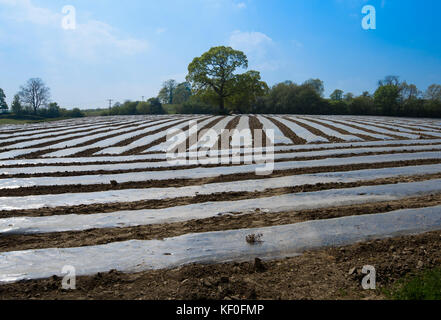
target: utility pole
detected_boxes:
[141,96,145,102]
[107,99,113,110]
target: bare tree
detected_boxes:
[18,78,50,114]
[425,84,441,101]
[378,75,400,87]
[400,82,420,101]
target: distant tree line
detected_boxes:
[102,98,166,116]
[158,46,441,118]
[0,78,85,119]
[2,48,440,119]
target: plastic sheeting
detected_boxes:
[231,116,253,147]
[274,117,328,143]
[2,145,441,175]
[94,118,198,155]
[1,164,440,211]
[0,120,150,159]
[344,120,420,139]
[289,117,362,142]
[42,119,176,157]
[1,179,441,235]
[146,117,214,152]
[311,118,393,140]
[256,115,293,144]
[1,205,441,283]
[1,151,440,189]
[188,116,234,150]
[1,138,440,164]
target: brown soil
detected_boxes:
[174,117,225,153]
[382,120,441,133]
[249,115,271,147]
[2,229,441,300]
[1,193,440,252]
[0,120,109,135]
[217,116,240,150]
[265,116,307,144]
[352,120,435,139]
[2,158,440,197]
[121,118,211,155]
[3,148,441,179]
[2,172,441,220]
[325,119,404,140]
[71,119,179,157]
[282,117,344,143]
[0,123,118,148]
[2,141,441,169]
[298,117,378,141]
[348,119,434,139]
[19,120,161,158]
[15,126,138,159]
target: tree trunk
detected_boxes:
[219,97,227,115]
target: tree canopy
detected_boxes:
[186,46,249,114]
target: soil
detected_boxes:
[324,119,405,140]
[1,229,441,300]
[18,120,167,158]
[249,115,271,147]
[265,116,307,144]
[297,117,377,141]
[349,120,435,139]
[2,158,440,197]
[1,116,441,300]
[2,141,441,169]
[1,193,440,252]
[282,117,344,143]
[2,172,441,219]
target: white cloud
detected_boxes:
[62,20,148,61]
[0,0,59,25]
[236,2,247,9]
[228,30,278,71]
[155,27,167,35]
[292,40,304,48]
[0,0,149,62]
[229,30,273,55]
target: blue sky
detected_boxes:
[0,0,440,109]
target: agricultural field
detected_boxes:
[1,114,441,299]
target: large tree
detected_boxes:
[18,78,50,114]
[186,46,248,114]
[0,88,8,112]
[227,70,269,113]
